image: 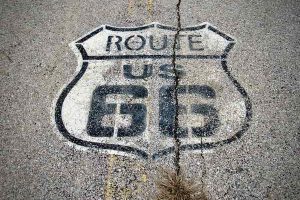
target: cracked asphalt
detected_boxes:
[172,0,182,176]
[1,0,299,199]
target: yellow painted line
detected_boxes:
[121,188,131,200]
[105,154,116,200]
[128,0,154,18]
[127,0,134,15]
[135,162,148,196]
[141,174,147,183]
[117,161,148,199]
[147,0,153,16]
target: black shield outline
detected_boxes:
[54,23,252,160]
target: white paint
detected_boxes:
[54,23,249,159]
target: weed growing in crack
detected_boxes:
[155,169,208,200]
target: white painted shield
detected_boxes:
[54,23,252,160]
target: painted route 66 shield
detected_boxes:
[54,23,252,160]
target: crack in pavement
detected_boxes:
[172,1,207,186]
[200,137,207,191]
[172,0,182,176]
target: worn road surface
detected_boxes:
[1,0,299,199]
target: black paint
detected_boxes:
[159,64,185,79]
[54,62,148,159]
[174,35,185,50]
[152,61,252,160]
[76,27,104,43]
[75,23,232,60]
[124,35,146,51]
[191,104,219,137]
[149,35,168,51]
[208,25,234,41]
[118,103,147,137]
[123,64,153,79]
[105,24,155,32]
[106,36,122,51]
[159,85,188,137]
[105,34,208,52]
[159,85,219,138]
[87,85,148,137]
[188,35,204,51]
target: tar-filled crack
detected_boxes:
[200,137,207,191]
[172,0,182,176]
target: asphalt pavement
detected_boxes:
[0,0,299,199]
